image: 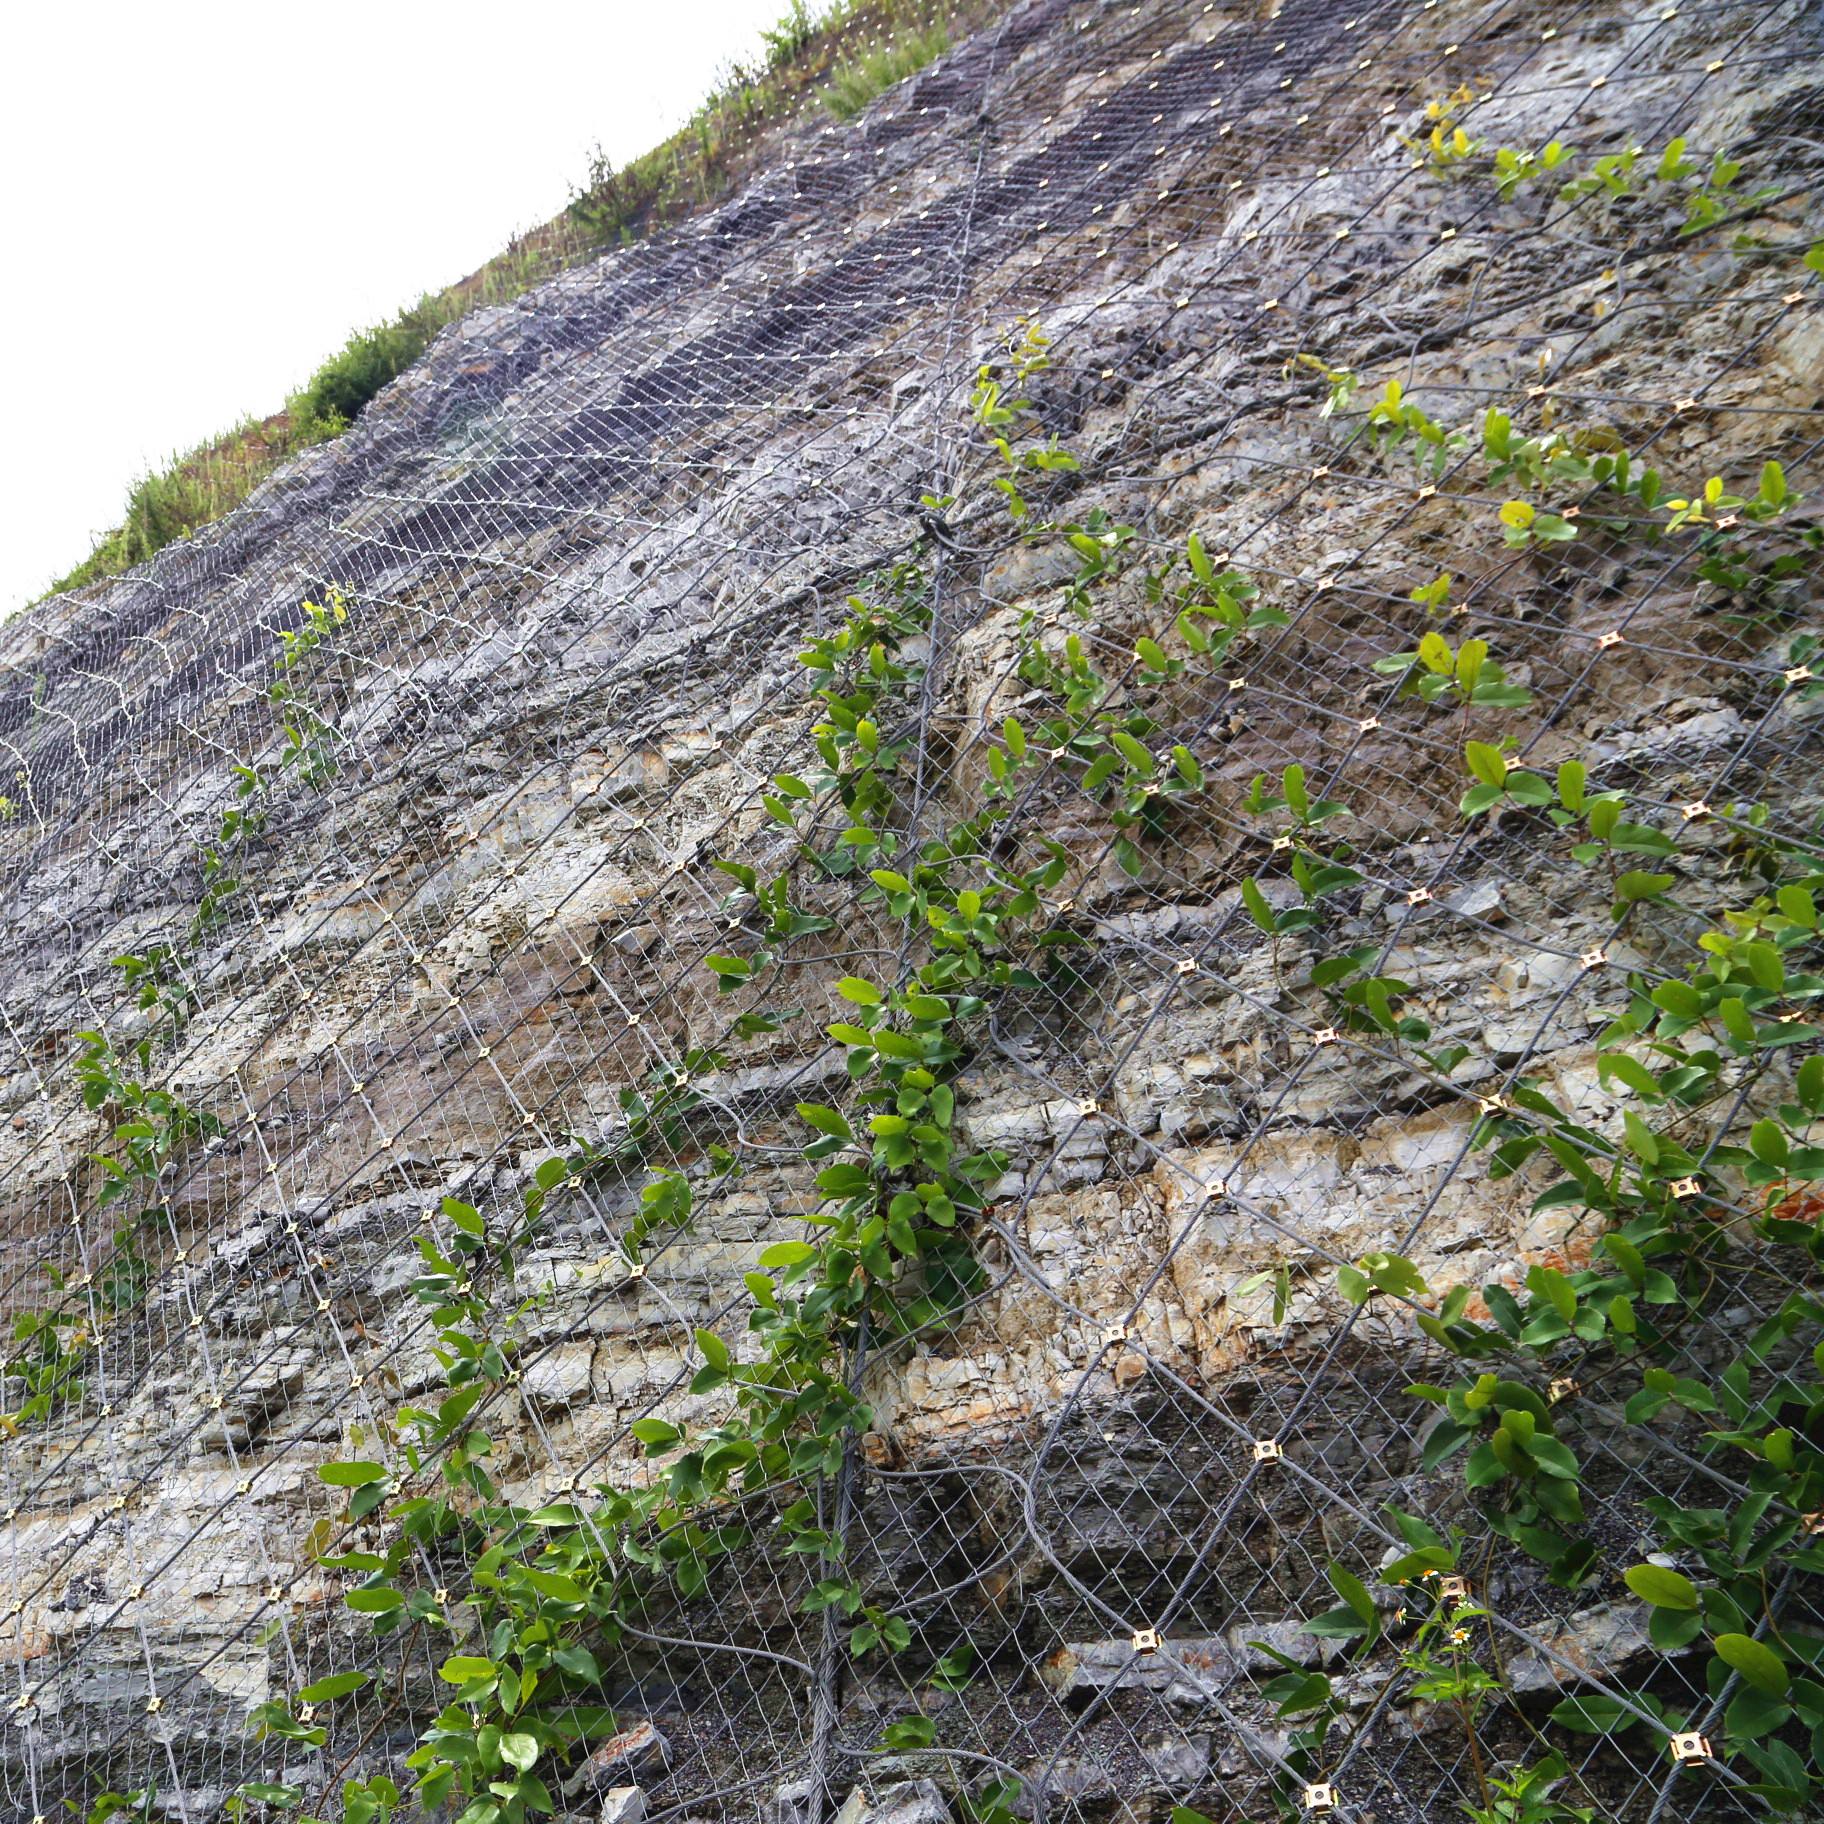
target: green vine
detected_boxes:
[39,310,1818,1824]
[236,322,1283,1821]
[3,595,355,1436]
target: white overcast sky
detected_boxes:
[0,0,790,614]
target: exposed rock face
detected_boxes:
[1,1,1821,1821]
[833,1780,951,1824]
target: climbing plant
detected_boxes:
[230,321,1317,1820]
[2,595,355,1437]
[36,312,1821,1824]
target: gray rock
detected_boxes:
[598,1791,648,1824]
[575,1721,671,1792]
[1036,1758,1113,1803]
[834,1780,953,1824]
[1040,1627,1327,1708]
[1143,1734,1213,1787]
[1506,1603,1654,1697]
[770,1778,819,1824]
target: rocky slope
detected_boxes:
[2,1,1822,1821]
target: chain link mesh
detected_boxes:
[3,1,1822,1821]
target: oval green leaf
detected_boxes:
[1714,1632,1788,1696]
[1623,1563,1698,1611]
[317,1461,387,1488]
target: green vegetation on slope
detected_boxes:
[46,0,977,601]
[823,19,950,119]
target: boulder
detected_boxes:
[833,1779,953,1824]
[576,1720,671,1792]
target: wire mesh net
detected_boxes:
[3,1,1823,1822]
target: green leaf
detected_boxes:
[1111,730,1155,774]
[1747,941,1785,993]
[236,1786,303,1808]
[759,1240,818,1269]
[695,1328,731,1373]
[1465,741,1507,788]
[630,1418,682,1450]
[1420,1418,1475,1470]
[345,1587,404,1613]
[443,1196,484,1236]
[880,1715,936,1750]
[1652,979,1702,1021]
[1601,1053,1662,1102]
[835,976,883,1006]
[1622,1110,1660,1165]
[1650,1606,1705,1652]
[1326,1561,1380,1642]
[1241,876,1276,934]
[1715,1633,1789,1696]
[1615,870,1674,904]
[1750,1120,1790,1167]
[1384,1504,1446,1553]
[317,1461,388,1488]
[1550,1692,1662,1734]
[1779,884,1817,930]
[1282,764,1310,819]
[1624,1564,1698,1610]
[1417,631,1453,674]
[795,1103,853,1141]
[296,1671,371,1703]
[1526,1263,1577,1323]
[1302,1604,1372,1639]
[499,1732,539,1772]
[438,1655,498,1684]
[523,1567,585,1603]
[1721,998,1758,1047]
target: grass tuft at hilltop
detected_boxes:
[47,0,990,601]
